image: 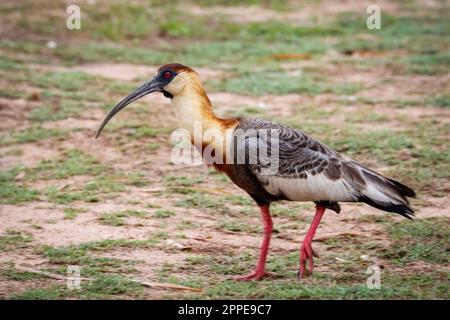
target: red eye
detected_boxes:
[163,71,172,79]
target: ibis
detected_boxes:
[95,63,416,281]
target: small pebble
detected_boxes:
[257,102,267,109]
[335,257,348,262]
[46,41,57,49]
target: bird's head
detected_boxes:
[95,63,196,139]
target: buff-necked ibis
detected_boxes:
[95,63,416,281]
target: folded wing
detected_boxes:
[234,119,415,218]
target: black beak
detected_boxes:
[95,78,161,139]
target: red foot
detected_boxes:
[297,205,325,279]
[235,270,269,281]
[297,241,319,279]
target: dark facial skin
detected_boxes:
[158,69,177,98]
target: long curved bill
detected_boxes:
[95,79,160,139]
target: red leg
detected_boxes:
[298,205,325,279]
[235,205,273,281]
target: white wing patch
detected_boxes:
[361,174,404,205]
[255,172,358,202]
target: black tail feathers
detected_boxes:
[359,175,416,219]
[387,178,416,198]
[359,195,415,220]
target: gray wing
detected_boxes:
[233,119,414,215]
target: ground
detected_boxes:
[0,0,449,299]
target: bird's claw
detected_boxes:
[235,270,269,281]
[297,241,318,279]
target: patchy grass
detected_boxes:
[218,220,260,234]
[385,218,449,265]
[0,87,24,99]
[405,52,450,75]
[40,237,162,270]
[0,167,40,204]
[29,150,105,180]
[63,207,87,220]
[40,171,149,205]
[128,124,173,138]
[164,175,204,187]
[152,209,176,219]
[13,127,68,143]
[1,0,449,300]
[0,230,33,252]
[99,209,148,226]
[11,274,144,299]
[429,94,450,108]
[2,264,45,281]
[11,287,68,300]
[192,269,449,299]
[30,71,97,91]
[271,202,311,219]
[210,71,362,96]
[147,142,161,151]
[0,55,25,70]
[175,193,230,215]
[27,102,88,122]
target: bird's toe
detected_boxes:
[298,243,317,278]
[234,270,270,281]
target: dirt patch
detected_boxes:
[0,203,158,247]
[42,109,105,131]
[0,98,39,131]
[417,195,450,218]
[185,1,402,24]
[0,142,59,170]
[362,73,450,102]
[72,63,156,81]
[98,248,190,277]
[2,193,445,257]
[29,63,225,83]
[0,250,47,268]
[210,92,303,117]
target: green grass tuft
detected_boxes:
[152,209,176,218]
[0,230,33,252]
[99,210,148,226]
[31,149,105,180]
[13,127,67,143]
[0,168,40,204]
[31,71,96,91]
[429,94,450,108]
